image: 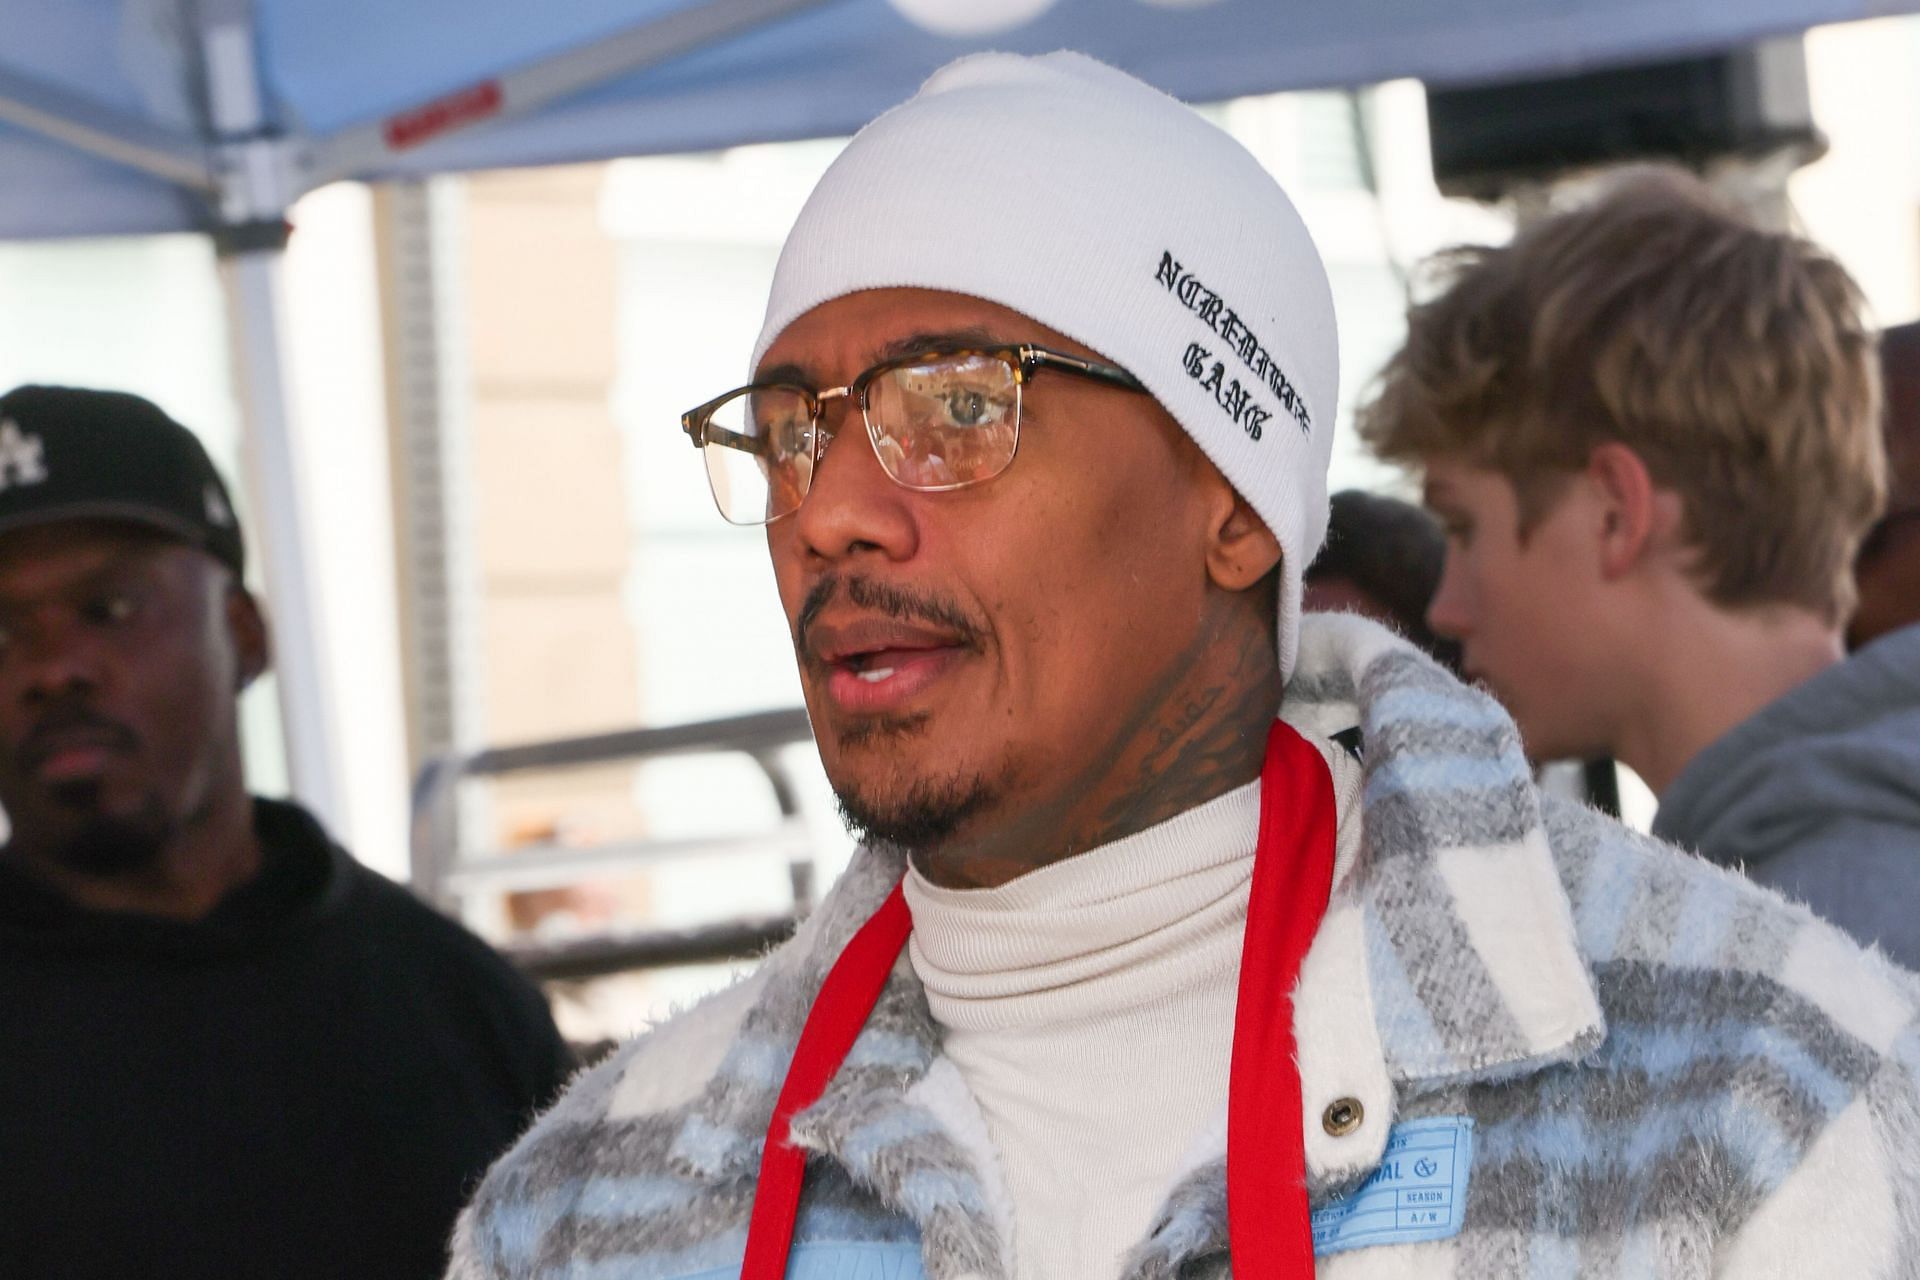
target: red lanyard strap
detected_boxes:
[741,884,912,1278]
[743,720,1338,1278]
[1229,720,1339,1278]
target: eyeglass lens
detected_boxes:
[701,389,816,525]
[700,352,1022,525]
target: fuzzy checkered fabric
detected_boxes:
[449,614,1920,1280]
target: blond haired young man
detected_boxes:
[1362,170,1920,968]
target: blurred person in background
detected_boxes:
[1851,320,1920,648]
[0,386,573,1280]
[1362,170,1920,969]
[453,57,1920,1280]
[1304,492,1632,814]
[1303,488,1462,670]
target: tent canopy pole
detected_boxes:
[0,63,214,190]
[200,0,350,837]
[302,0,835,187]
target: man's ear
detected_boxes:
[226,585,271,691]
[1206,490,1282,591]
[1584,442,1676,581]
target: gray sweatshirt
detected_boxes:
[1654,622,1920,971]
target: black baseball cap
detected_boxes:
[0,385,245,575]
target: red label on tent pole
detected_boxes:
[384,81,505,150]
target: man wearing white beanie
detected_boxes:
[450,52,1920,1280]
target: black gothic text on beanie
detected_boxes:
[1155,250,1313,437]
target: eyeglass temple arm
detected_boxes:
[684,381,843,452]
[1020,345,1148,395]
[684,416,767,456]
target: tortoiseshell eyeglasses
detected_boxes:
[680,343,1147,526]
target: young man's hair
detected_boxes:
[1359,167,1886,623]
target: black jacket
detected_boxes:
[0,797,574,1280]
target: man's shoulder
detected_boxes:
[478,962,770,1166]
[597,965,773,1119]
[450,967,774,1278]
[301,828,569,1072]
[1483,799,1920,1262]
[1544,794,1920,1121]
[331,853,532,978]
[1547,793,1920,1009]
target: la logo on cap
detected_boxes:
[0,419,48,493]
[204,483,233,527]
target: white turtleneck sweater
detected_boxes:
[904,736,1362,1280]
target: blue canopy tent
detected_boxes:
[1,0,1912,829]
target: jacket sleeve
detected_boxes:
[440,970,771,1280]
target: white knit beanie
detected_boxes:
[753,51,1339,681]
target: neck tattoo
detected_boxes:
[915,609,1281,889]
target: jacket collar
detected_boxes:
[1292,614,1603,1091]
[665,614,1604,1266]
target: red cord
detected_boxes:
[743,721,1338,1277]
[740,883,913,1279]
[1228,720,1340,1277]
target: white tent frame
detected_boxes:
[6,0,1915,833]
[0,0,830,832]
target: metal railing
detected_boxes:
[410,706,819,980]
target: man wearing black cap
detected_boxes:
[0,385,573,1280]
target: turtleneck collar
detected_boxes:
[903,780,1261,1032]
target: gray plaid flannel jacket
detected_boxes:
[449,614,1920,1279]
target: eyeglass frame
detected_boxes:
[680,342,1149,521]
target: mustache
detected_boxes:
[795,574,988,665]
[18,702,140,771]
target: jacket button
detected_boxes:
[1322,1098,1364,1137]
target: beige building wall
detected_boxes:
[458,165,645,897]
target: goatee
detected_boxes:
[41,780,170,876]
[832,770,999,854]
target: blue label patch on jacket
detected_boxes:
[1312,1116,1474,1256]
[681,1241,926,1279]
